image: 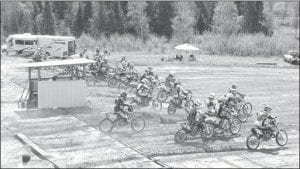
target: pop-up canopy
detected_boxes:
[174,43,199,51]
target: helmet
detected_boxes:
[120,92,127,98]
[129,63,134,67]
[264,105,272,111]
[169,71,175,76]
[148,66,153,70]
[84,48,87,51]
[194,99,202,108]
[230,84,237,91]
[122,56,126,59]
[208,93,215,99]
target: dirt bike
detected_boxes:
[174,119,215,143]
[107,72,125,88]
[167,91,194,114]
[99,105,145,133]
[156,84,176,102]
[204,105,242,136]
[118,75,139,92]
[219,97,249,123]
[246,116,288,150]
[129,91,162,111]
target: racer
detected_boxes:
[165,71,176,92]
[114,92,131,123]
[254,105,275,131]
[80,48,88,58]
[187,99,206,129]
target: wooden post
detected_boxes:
[37,68,41,80]
[82,65,86,80]
[71,66,74,80]
[28,67,32,91]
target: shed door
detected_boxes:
[38,80,86,109]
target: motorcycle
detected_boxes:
[129,87,162,111]
[246,116,288,150]
[98,105,145,133]
[156,84,176,102]
[118,75,139,92]
[174,119,215,143]
[204,102,242,136]
[219,97,249,123]
[167,90,194,114]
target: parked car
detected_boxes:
[283,50,299,65]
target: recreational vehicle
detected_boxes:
[1,33,76,58]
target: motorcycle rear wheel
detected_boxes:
[174,129,187,143]
[276,129,288,146]
[152,99,162,111]
[167,103,177,114]
[99,118,114,133]
[246,134,260,150]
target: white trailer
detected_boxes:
[1,33,76,58]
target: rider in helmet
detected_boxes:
[114,92,130,123]
[187,99,205,129]
[254,105,275,130]
[33,47,43,62]
[224,84,239,111]
[135,79,151,104]
[80,48,88,58]
[205,93,219,116]
[165,71,176,90]
[174,81,190,108]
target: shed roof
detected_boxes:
[19,58,96,68]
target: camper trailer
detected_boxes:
[1,33,76,58]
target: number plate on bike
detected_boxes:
[110,114,117,119]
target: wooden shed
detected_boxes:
[19,58,95,109]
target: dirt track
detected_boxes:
[1,54,299,168]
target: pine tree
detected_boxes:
[40,2,55,35]
[127,2,149,39]
[194,2,216,34]
[82,1,93,34]
[73,3,83,38]
[156,1,175,39]
[145,2,159,35]
[243,2,265,33]
[31,2,40,34]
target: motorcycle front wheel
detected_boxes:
[276,129,288,146]
[99,118,114,133]
[157,90,168,102]
[245,102,253,115]
[107,77,118,87]
[167,103,177,114]
[246,134,260,150]
[131,116,145,132]
[174,129,187,143]
[229,118,241,135]
[204,124,215,139]
[118,82,127,92]
[152,99,162,111]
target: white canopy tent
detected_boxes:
[174,43,201,61]
[174,43,200,51]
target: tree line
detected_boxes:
[1,1,298,42]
